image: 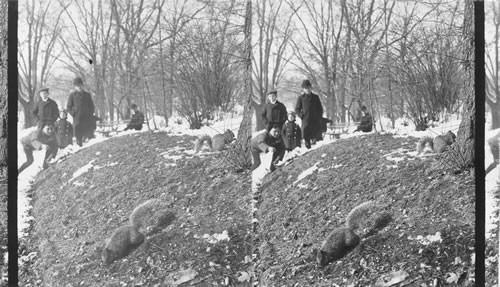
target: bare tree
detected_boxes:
[18,0,65,128]
[57,0,116,120]
[252,0,296,130]
[289,0,344,123]
[455,0,475,168]
[486,0,500,129]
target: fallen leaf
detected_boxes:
[163,269,198,286]
[375,270,409,287]
[446,272,459,284]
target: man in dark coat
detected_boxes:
[261,90,287,131]
[32,87,59,128]
[67,77,95,146]
[354,105,373,132]
[124,104,145,131]
[295,79,324,149]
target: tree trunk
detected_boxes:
[456,0,476,168]
[0,0,7,176]
[238,0,253,143]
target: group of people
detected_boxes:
[19,77,95,174]
[18,76,145,174]
[250,79,374,172]
[250,80,325,171]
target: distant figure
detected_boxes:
[281,112,302,152]
[486,128,500,176]
[250,126,285,172]
[54,110,73,149]
[89,115,102,139]
[295,80,324,149]
[354,105,373,133]
[320,117,333,139]
[19,123,58,174]
[32,87,59,128]
[261,90,287,131]
[67,77,95,146]
[124,104,145,131]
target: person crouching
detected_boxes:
[19,123,59,174]
[250,126,285,172]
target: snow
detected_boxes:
[16,112,499,250]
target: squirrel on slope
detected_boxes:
[102,199,176,265]
[194,129,235,153]
[316,201,392,267]
[416,131,456,155]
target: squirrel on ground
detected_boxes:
[194,129,235,153]
[101,199,176,265]
[316,201,392,267]
[416,131,456,155]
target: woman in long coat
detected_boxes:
[67,77,95,146]
[295,80,323,148]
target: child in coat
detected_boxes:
[281,112,302,152]
[54,110,73,149]
[19,123,58,174]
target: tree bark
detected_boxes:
[238,0,253,144]
[455,0,476,168]
[0,0,7,176]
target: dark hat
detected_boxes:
[267,90,278,95]
[73,77,84,86]
[130,103,138,109]
[287,111,296,116]
[301,79,312,88]
[361,105,367,111]
[39,87,49,93]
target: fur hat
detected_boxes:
[73,77,84,86]
[267,90,277,95]
[301,79,312,88]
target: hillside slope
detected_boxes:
[19,132,253,286]
[254,133,475,286]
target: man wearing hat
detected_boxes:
[32,87,59,128]
[66,77,95,146]
[261,89,288,131]
[295,79,324,149]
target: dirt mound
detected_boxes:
[19,132,253,286]
[254,133,475,286]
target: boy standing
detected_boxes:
[281,112,302,152]
[261,90,288,131]
[54,110,73,149]
[33,87,59,127]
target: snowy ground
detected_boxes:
[17,113,499,246]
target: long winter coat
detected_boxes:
[67,90,95,138]
[54,118,73,148]
[295,92,324,141]
[282,121,301,150]
[261,101,287,131]
[32,98,59,125]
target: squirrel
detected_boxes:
[316,201,392,267]
[194,129,235,153]
[101,199,176,265]
[416,131,456,155]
